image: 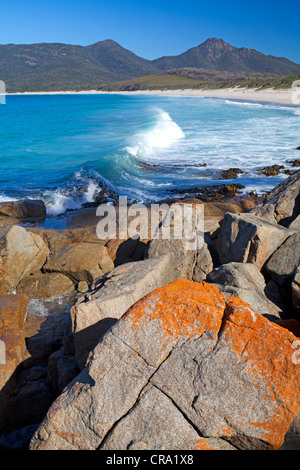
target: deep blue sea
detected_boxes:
[0,93,299,217]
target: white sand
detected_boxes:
[7,87,299,106]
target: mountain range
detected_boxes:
[1,38,300,92]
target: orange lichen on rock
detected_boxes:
[122,279,226,342]
[223,296,300,449]
[0,294,29,329]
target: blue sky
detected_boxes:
[1,0,300,64]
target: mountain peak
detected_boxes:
[153,37,300,75]
[202,37,228,45]
[88,39,123,49]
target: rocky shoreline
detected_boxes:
[0,172,300,450]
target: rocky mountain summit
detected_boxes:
[0,172,300,450]
[2,37,300,92]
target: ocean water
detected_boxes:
[0,93,299,217]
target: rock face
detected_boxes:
[250,171,300,225]
[0,226,49,295]
[217,212,290,269]
[16,273,75,299]
[27,228,69,254]
[0,200,46,220]
[100,384,236,451]
[146,238,196,280]
[30,280,300,451]
[70,254,177,369]
[206,262,283,318]
[264,233,300,287]
[43,243,114,284]
[192,242,214,282]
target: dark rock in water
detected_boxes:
[296,146,300,150]
[171,183,245,201]
[139,161,207,172]
[257,164,285,176]
[219,168,244,180]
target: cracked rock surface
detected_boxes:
[30,280,300,451]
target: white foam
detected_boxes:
[44,179,100,216]
[0,194,19,203]
[224,100,263,107]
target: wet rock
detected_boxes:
[287,159,300,166]
[0,200,46,220]
[30,280,300,450]
[173,184,245,202]
[219,168,244,180]
[257,165,285,176]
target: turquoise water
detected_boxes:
[0,93,299,216]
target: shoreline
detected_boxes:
[7,86,298,106]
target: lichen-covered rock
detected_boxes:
[0,294,29,430]
[30,280,300,451]
[0,225,49,294]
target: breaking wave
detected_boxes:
[125,108,185,162]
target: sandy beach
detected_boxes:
[7,87,298,106]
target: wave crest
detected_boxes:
[125,108,185,161]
